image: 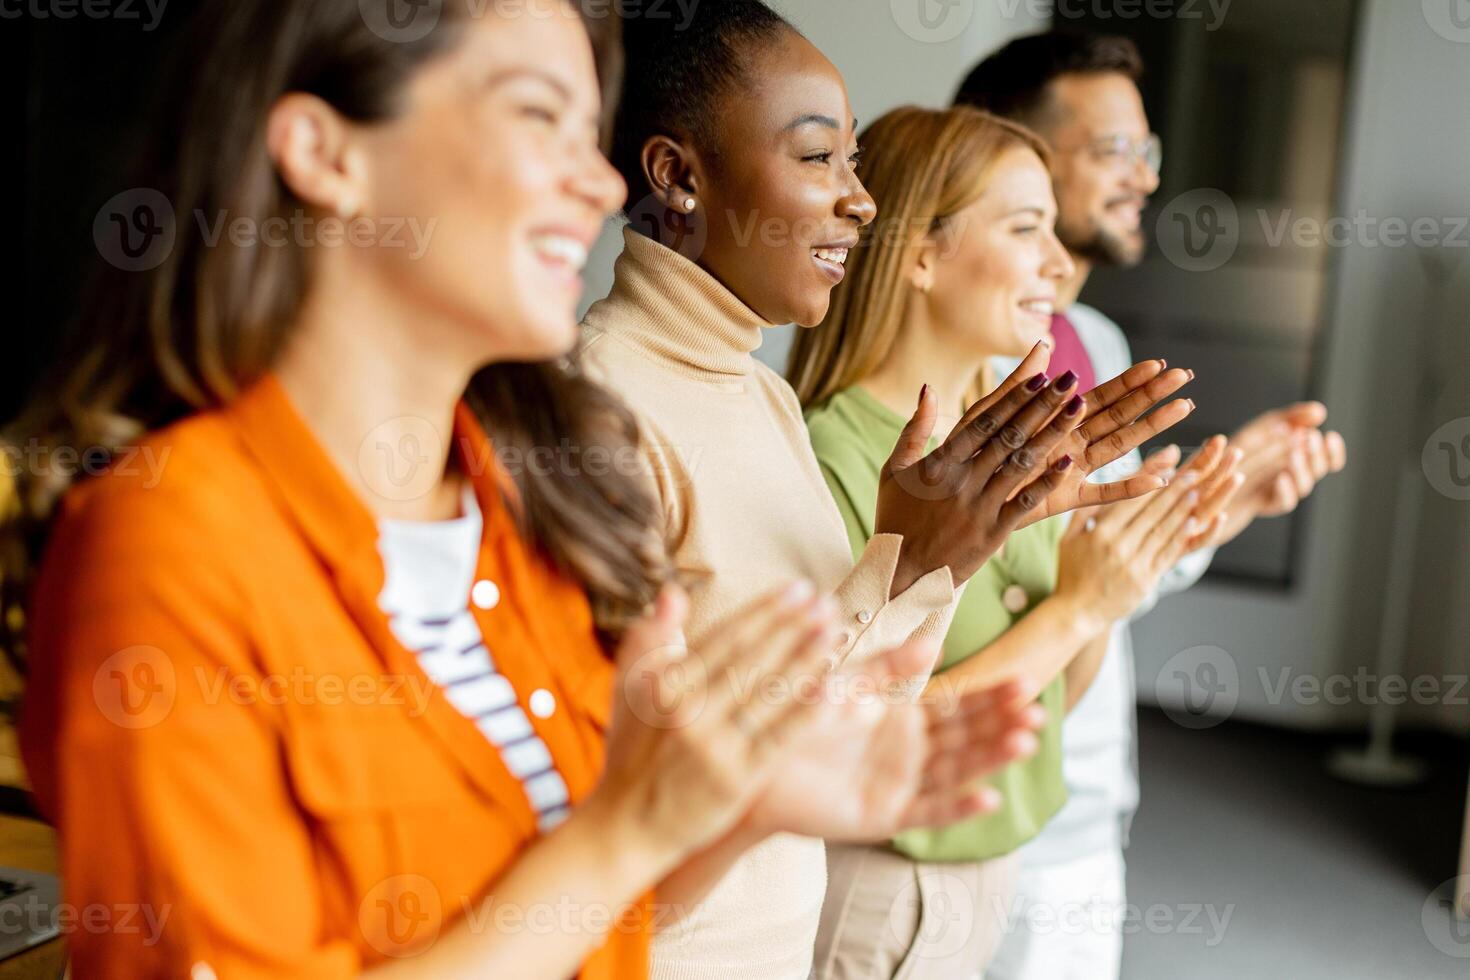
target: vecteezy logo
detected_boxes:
[357,416,443,503]
[1423,0,1470,43]
[92,646,177,729]
[623,193,708,264]
[93,188,176,272]
[1154,645,1238,730]
[359,0,443,43]
[889,871,974,961]
[1156,189,1239,272]
[1422,417,1470,501]
[623,644,708,729]
[890,0,974,44]
[1421,877,1470,957]
[360,875,443,958]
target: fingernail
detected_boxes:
[1186,369,1196,380]
[1158,358,1167,368]
[1053,370,1078,392]
[1055,454,1074,471]
[1025,373,1047,392]
[918,383,929,405]
[1186,517,1201,535]
[1186,399,1197,411]
[1039,337,1054,349]
[1186,490,1200,506]
[1064,394,1084,416]
[783,580,815,606]
[1182,471,1201,487]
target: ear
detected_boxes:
[907,235,942,295]
[640,135,702,212]
[265,93,371,218]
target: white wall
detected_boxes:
[1131,0,1470,735]
[578,0,1049,335]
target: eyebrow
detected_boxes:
[1004,206,1049,218]
[780,113,858,134]
[485,66,601,130]
[484,67,573,101]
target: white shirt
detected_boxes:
[376,487,571,832]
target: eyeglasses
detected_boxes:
[1080,133,1163,174]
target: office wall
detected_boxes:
[1131,0,1470,735]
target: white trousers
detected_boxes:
[983,846,1126,980]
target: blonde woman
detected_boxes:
[791,106,1239,978]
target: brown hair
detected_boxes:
[953,31,1143,132]
[1,0,667,667]
[788,105,1051,408]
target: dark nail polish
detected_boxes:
[1054,370,1078,392]
[1065,394,1084,416]
[1025,373,1047,392]
[919,383,929,405]
[1056,454,1074,471]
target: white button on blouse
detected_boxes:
[1002,584,1030,614]
[529,688,556,719]
[471,579,501,610]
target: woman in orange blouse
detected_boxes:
[5,2,1042,978]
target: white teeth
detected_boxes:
[1020,300,1054,316]
[530,233,588,271]
[813,247,849,265]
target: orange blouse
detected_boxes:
[19,376,650,978]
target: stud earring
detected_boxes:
[683,197,696,211]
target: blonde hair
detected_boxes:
[788,105,1051,408]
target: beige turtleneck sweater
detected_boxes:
[579,227,960,980]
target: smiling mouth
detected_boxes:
[1019,299,1055,319]
[811,246,850,283]
[1108,198,1146,229]
[530,232,589,285]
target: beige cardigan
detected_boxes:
[580,227,960,980]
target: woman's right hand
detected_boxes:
[876,344,1087,595]
[586,581,840,874]
[1053,437,1237,629]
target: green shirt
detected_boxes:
[805,385,1067,862]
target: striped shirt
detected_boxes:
[376,487,571,832]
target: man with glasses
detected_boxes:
[955,31,1345,980]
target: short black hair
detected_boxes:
[610,0,796,202]
[954,31,1143,130]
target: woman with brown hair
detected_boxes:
[5,4,1043,977]
[791,105,1238,978]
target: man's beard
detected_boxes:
[1058,209,1147,268]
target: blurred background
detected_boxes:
[8,0,1470,977]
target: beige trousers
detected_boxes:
[812,842,1020,980]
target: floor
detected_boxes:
[1122,709,1470,979]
